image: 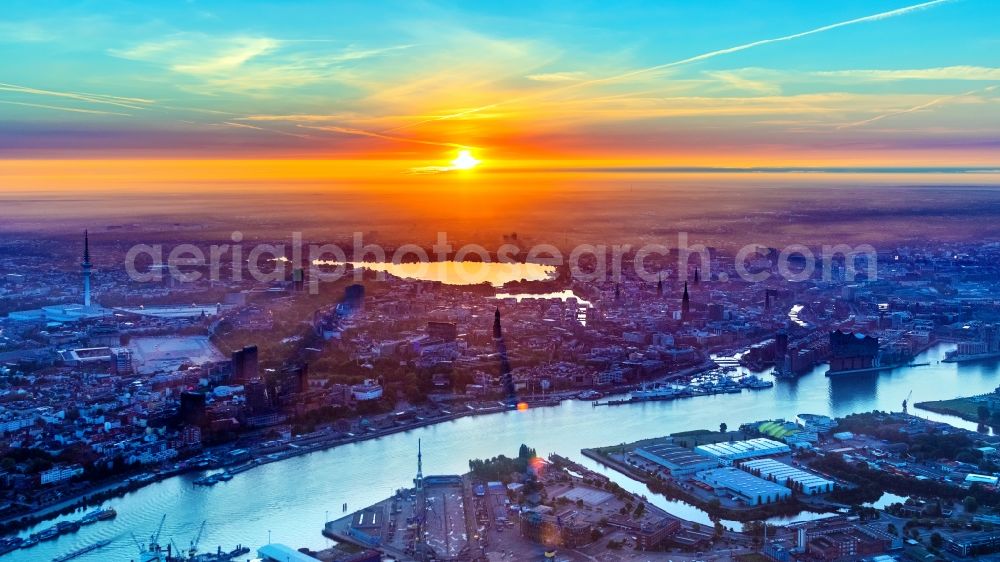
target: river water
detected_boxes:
[8,342,1000,562]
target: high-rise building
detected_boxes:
[232,345,259,382]
[707,303,724,321]
[427,321,458,342]
[111,347,132,375]
[244,380,272,414]
[179,391,207,426]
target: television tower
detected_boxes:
[414,439,424,491]
[82,230,92,308]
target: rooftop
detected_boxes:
[695,438,790,460]
[258,543,321,562]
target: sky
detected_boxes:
[1,0,998,187]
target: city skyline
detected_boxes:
[4,3,1000,561]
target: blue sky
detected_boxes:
[0,0,997,167]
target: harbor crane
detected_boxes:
[152,514,166,547]
[903,390,913,414]
[189,519,206,557]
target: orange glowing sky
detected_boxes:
[1,0,998,188]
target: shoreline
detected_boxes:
[0,360,722,535]
[580,447,826,523]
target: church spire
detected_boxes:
[682,281,690,320]
[493,307,502,339]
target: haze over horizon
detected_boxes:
[2,0,998,188]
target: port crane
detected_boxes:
[903,390,913,414]
[151,514,166,548]
[189,520,206,558]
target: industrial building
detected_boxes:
[696,467,791,506]
[257,544,321,562]
[694,438,790,465]
[740,458,835,494]
[557,486,614,508]
[633,441,720,476]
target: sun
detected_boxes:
[450,149,480,170]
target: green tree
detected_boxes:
[964,495,979,513]
[719,422,728,433]
[633,503,645,518]
[931,532,943,548]
[979,405,991,422]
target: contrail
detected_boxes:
[0,82,154,110]
[837,84,997,129]
[298,124,476,149]
[0,99,131,116]
[388,0,956,132]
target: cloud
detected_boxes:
[236,114,356,123]
[0,21,52,43]
[705,71,781,95]
[110,34,412,94]
[814,66,1000,81]
[391,0,956,130]
[526,71,587,82]
[111,35,280,75]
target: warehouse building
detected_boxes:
[696,467,791,506]
[740,458,835,494]
[694,438,790,465]
[633,441,719,476]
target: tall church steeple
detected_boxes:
[493,307,502,339]
[681,281,690,320]
[492,307,515,404]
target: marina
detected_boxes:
[594,369,773,406]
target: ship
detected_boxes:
[630,383,683,401]
[0,537,24,555]
[35,526,61,541]
[576,390,603,400]
[52,538,112,562]
[80,506,117,525]
[743,374,774,389]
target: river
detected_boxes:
[8,342,1000,561]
